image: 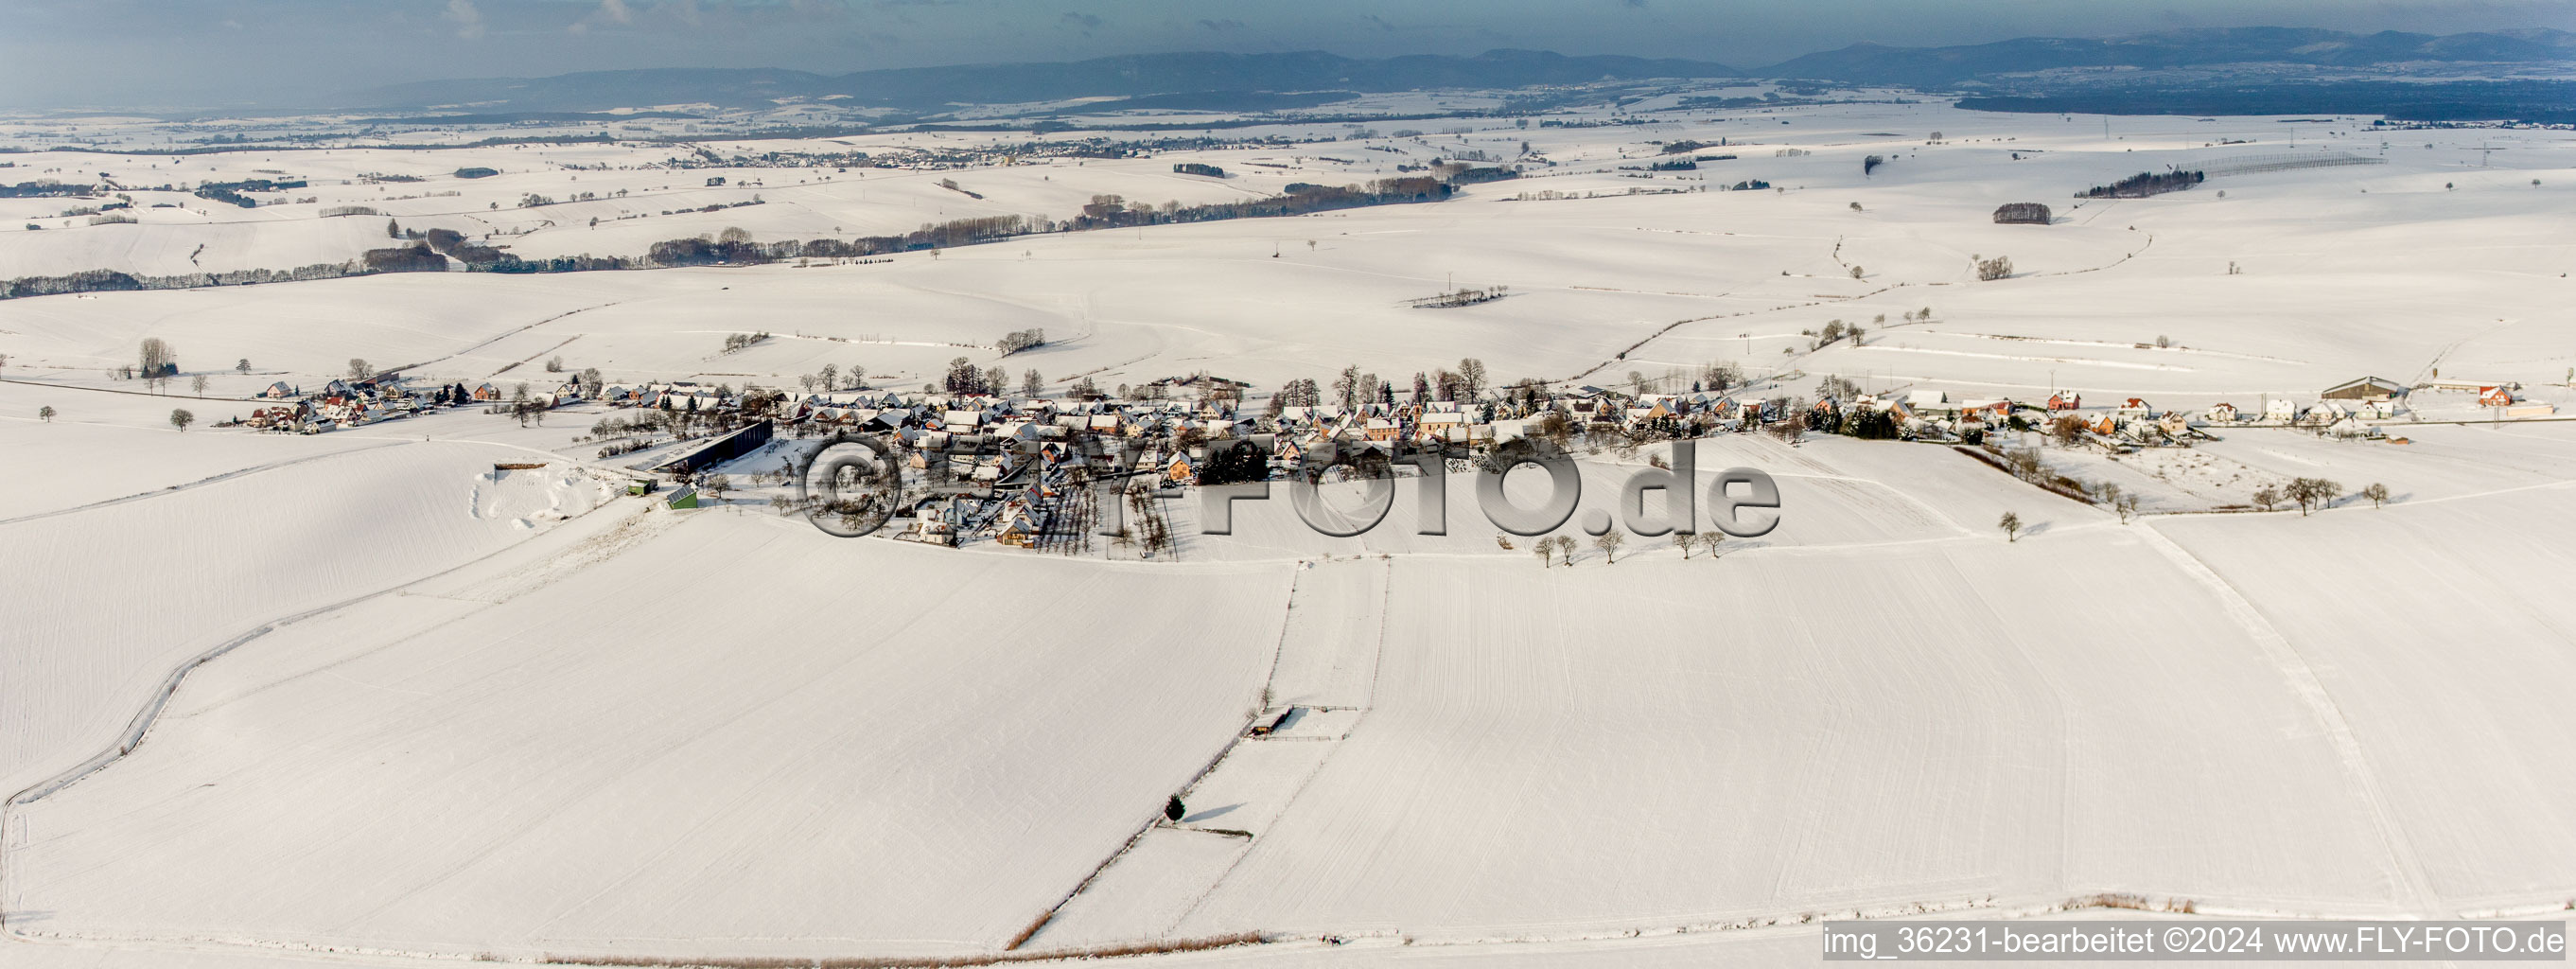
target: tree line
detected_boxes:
[4,175,1476,300]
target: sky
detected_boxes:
[3,0,2570,109]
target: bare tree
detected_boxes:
[1022,369,1043,397]
[38,405,56,422]
[2285,477,2341,516]
[348,358,373,381]
[1456,358,1487,400]
[139,338,175,386]
[2114,494,2141,523]
[1693,531,1726,559]
[1998,510,2023,542]
[169,408,194,432]
[700,472,730,505]
[1592,531,1625,563]
[2252,485,2282,513]
[191,374,208,397]
[2361,483,2390,509]
[1976,255,2014,281]
[1533,542,1551,570]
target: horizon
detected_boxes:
[5,0,2572,110]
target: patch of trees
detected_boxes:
[193,178,307,209]
[1726,180,1771,191]
[454,167,499,178]
[1446,166,1519,185]
[1,269,143,299]
[942,357,993,396]
[0,181,97,199]
[2,263,354,299]
[1659,140,1710,154]
[645,234,774,267]
[2077,170,2204,200]
[1976,255,2014,281]
[1172,163,1227,178]
[1993,203,2052,224]
[1863,154,1885,176]
[997,328,1047,355]
[1071,177,1455,232]
[194,185,255,207]
[360,243,448,273]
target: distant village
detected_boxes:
[213,358,2557,552]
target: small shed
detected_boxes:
[666,487,699,510]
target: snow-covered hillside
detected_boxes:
[1,85,2571,969]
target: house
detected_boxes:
[471,382,503,402]
[2321,376,2408,401]
[260,381,295,398]
[2479,386,2515,408]
[1362,417,1403,442]
[2047,391,2082,412]
[2118,397,2151,414]
[1419,411,1467,443]
[994,515,1039,548]
[2203,403,2239,424]
[2263,398,2299,422]
[1165,452,1196,485]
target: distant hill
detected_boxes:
[1758,27,2576,88]
[356,50,1742,113]
[350,28,2575,117]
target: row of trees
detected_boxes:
[2077,170,2205,200]
[9,174,1482,301]
[996,328,1047,355]
[1516,528,1728,569]
[939,357,1044,397]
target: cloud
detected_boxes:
[444,0,485,38]
[599,0,634,25]
[1058,10,1102,33]
[1197,18,1244,31]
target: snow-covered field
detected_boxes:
[1,85,2572,968]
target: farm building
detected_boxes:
[2320,376,2407,400]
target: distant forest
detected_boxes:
[1960,80,2576,125]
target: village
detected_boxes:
[201,348,2563,555]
